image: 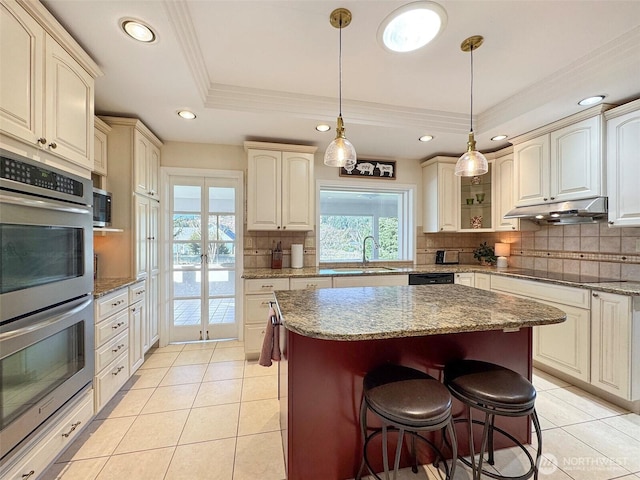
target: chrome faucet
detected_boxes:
[362,235,379,266]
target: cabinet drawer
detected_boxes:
[245,278,289,294]
[95,352,129,413]
[491,275,590,309]
[129,281,146,303]
[332,274,408,288]
[96,289,129,321]
[245,294,274,322]
[95,330,128,372]
[289,276,332,290]
[95,308,128,346]
[245,323,267,356]
[1,389,93,480]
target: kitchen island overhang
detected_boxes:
[274,284,566,480]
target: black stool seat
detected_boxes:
[357,364,457,480]
[444,359,543,480]
[364,364,452,428]
[445,359,536,410]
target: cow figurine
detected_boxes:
[376,163,394,177]
[355,162,375,175]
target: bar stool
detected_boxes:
[356,364,457,480]
[444,359,543,480]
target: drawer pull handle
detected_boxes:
[112,366,125,375]
[111,299,125,307]
[261,284,273,288]
[307,284,317,288]
[112,322,125,329]
[112,344,125,353]
[22,471,35,479]
[260,301,271,306]
[61,421,81,438]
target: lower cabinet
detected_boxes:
[474,273,491,291]
[244,277,290,358]
[454,273,474,287]
[332,274,408,288]
[591,291,639,401]
[0,388,94,480]
[129,282,146,374]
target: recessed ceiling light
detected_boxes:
[378,1,447,53]
[491,135,508,141]
[419,135,434,142]
[121,19,156,43]
[177,110,196,120]
[578,95,605,106]
[316,124,331,132]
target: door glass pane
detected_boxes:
[208,187,235,213]
[174,185,201,212]
[208,269,235,297]
[208,242,235,267]
[209,298,235,324]
[173,299,200,326]
[173,270,202,297]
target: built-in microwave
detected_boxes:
[93,188,112,227]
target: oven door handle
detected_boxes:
[0,297,92,342]
[0,192,91,215]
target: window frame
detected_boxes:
[316,179,416,265]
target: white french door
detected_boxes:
[169,174,240,342]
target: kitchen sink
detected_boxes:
[321,267,397,274]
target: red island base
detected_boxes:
[279,328,533,480]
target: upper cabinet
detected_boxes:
[512,106,609,207]
[605,99,640,228]
[93,116,111,175]
[134,129,161,200]
[421,157,458,233]
[494,150,519,231]
[0,0,101,174]
[245,141,317,231]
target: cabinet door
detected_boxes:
[134,195,148,278]
[45,36,93,169]
[148,142,160,200]
[494,154,518,231]
[281,152,314,231]
[533,302,590,382]
[332,275,408,288]
[94,124,108,175]
[134,131,150,195]
[591,292,632,399]
[454,273,474,287]
[148,274,159,348]
[514,135,549,206]
[607,107,640,227]
[438,162,459,232]
[0,1,44,145]
[129,300,144,373]
[550,116,602,202]
[474,273,491,291]
[148,200,159,275]
[247,149,281,230]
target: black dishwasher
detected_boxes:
[408,273,454,285]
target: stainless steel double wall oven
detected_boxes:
[0,149,94,462]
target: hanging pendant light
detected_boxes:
[324,8,357,168]
[455,35,488,177]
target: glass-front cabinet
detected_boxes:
[458,162,494,231]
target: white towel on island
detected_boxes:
[259,306,281,367]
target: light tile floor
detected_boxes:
[42,343,640,480]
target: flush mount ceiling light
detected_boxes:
[491,134,508,141]
[324,8,357,168]
[316,124,331,132]
[455,35,488,177]
[578,95,606,106]
[177,110,196,120]
[378,1,447,53]
[419,135,434,142]
[121,19,156,43]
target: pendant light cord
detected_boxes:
[469,44,474,133]
[339,17,343,117]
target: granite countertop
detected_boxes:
[242,266,640,296]
[94,277,140,298]
[274,284,567,341]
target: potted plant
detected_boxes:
[473,242,497,265]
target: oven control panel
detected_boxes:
[1,156,84,197]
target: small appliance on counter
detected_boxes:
[435,250,459,265]
[271,241,282,269]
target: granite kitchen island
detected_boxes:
[274,284,566,480]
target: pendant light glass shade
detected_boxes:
[324,8,356,168]
[455,35,487,177]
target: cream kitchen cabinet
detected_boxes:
[93,116,110,175]
[244,277,290,358]
[491,275,591,382]
[94,287,131,413]
[513,107,608,207]
[0,0,100,173]
[590,291,640,401]
[129,282,147,374]
[605,99,640,227]
[421,157,458,233]
[245,141,317,231]
[289,276,333,290]
[134,129,161,200]
[454,273,474,287]
[474,273,491,291]
[332,274,408,288]
[494,151,520,231]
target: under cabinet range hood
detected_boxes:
[504,197,608,224]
